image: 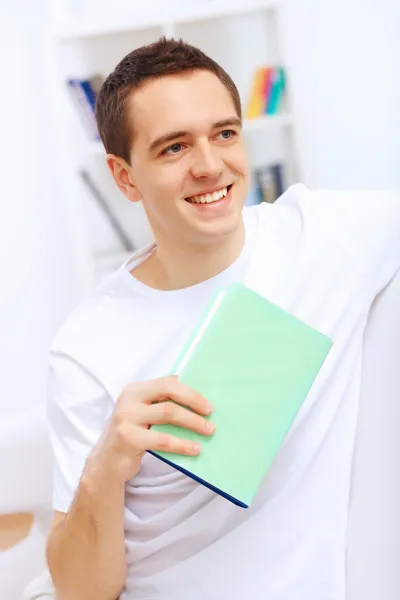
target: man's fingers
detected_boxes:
[134,428,202,457]
[137,402,215,436]
[127,376,213,416]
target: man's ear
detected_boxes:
[106,154,142,203]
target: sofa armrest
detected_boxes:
[347,270,400,599]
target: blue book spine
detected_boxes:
[266,67,286,115]
[80,79,97,113]
[66,78,100,140]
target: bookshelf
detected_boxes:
[54,0,279,41]
[50,0,300,283]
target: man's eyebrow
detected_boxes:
[148,117,242,153]
[148,130,188,153]
[212,117,242,129]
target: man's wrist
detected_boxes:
[81,453,127,500]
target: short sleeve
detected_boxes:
[47,348,115,513]
[282,187,400,299]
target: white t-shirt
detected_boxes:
[48,184,400,600]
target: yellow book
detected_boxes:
[246,67,267,119]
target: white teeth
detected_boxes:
[188,186,228,204]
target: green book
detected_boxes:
[149,283,333,508]
[266,66,286,115]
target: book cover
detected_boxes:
[149,283,333,508]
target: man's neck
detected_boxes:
[132,221,245,291]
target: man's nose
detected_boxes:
[190,144,224,179]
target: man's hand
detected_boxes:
[88,375,215,483]
[47,375,214,600]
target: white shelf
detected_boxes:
[168,0,278,26]
[56,15,162,42]
[243,113,293,132]
[86,114,293,157]
[55,0,279,41]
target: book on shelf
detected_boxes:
[80,170,135,253]
[255,163,285,203]
[246,163,285,206]
[149,282,333,508]
[66,75,104,141]
[245,66,286,119]
[245,182,264,206]
[246,66,268,118]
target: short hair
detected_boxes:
[95,36,242,163]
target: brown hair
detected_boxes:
[95,36,242,163]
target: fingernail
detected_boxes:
[206,403,214,414]
[205,421,215,432]
[192,443,201,454]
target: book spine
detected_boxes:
[79,170,135,252]
[266,67,286,115]
[271,163,284,198]
[246,67,267,119]
[255,163,285,203]
[261,67,273,114]
[66,78,99,140]
[245,182,264,206]
[79,79,101,140]
[80,79,97,112]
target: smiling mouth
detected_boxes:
[185,185,232,204]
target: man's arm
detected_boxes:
[46,467,126,600]
[46,376,214,600]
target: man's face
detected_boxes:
[119,70,250,248]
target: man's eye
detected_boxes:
[218,129,235,140]
[164,143,183,155]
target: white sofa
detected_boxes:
[346,268,400,598]
[0,409,53,600]
[2,271,399,600]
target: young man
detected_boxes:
[46,37,400,600]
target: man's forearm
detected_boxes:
[46,458,126,600]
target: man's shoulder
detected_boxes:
[243,184,320,243]
[249,184,400,242]
[243,183,313,228]
[245,185,399,284]
[50,266,141,358]
[275,184,399,225]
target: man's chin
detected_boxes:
[188,209,244,246]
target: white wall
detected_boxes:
[0,1,92,422]
[280,0,400,190]
[0,4,93,598]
